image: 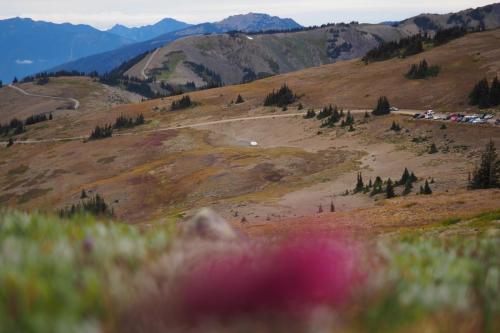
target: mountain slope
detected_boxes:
[126,3,500,87]
[51,13,302,75]
[107,18,192,42]
[0,18,133,83]
[125,24,405,86]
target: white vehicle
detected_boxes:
[426,110,434,115]
[390,107,399,112]
[484,114,494,120]
[472,118,487,124]
[250,141,259,146]
[433,114,446,120]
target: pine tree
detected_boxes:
[7,138,14,147]
[364,111,370,119]
[330,201,335,213]
[399,168,410,185]
[403,178,413,195]
[298,103,304,110]
[318,204,324,214]
[49,113,53,120]
[80,190,88,199]
[469,78,490,108]
[386,178,395,198]
[355,172,365,193]
[372,96,391,116]
[235,94,244,104]
[371,176,384,196]
[423,180,433,195]
[13,77,18,84]
[410,172,418,183]
[348,124,355,132]
[429,143,438,154]
[490,77,500,106]
[469,139,500,189]
[0,80,3,88]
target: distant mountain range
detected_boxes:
[49,13,303,76]
[121,3,500,88]
[0,18,133,83]
[0,13,302,83]
[107,18,192,42]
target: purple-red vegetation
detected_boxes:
[179,235,362,321]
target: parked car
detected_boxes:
[472,118,487,124]
[413,113,421,119]
[484,114,494,120]
[390,107,399,112]
[495,119,500,125]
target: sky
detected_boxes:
[0,0,495,30]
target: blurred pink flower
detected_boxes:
[179,235,361,321]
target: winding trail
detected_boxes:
[141,48,160,80]
[7,84,80,110]
[1,110,418,145]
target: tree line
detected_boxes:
[405,59,440,79]
[263,84,298,107]
[171,95,193,111]
[58,192,113,218]
[113,114,145,129]
[362,27,467,63]
[469,77,500,109]
[1,113,53,137]
[351,168,431,199]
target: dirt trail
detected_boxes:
[141,49,160,80]
[1,110,419,145]
[7,84,80,110]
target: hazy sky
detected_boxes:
[0,0,494,30]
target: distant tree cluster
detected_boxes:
[319,105,341,127]
[21,70,88,84]
[58,192,113,218]
[469,77,500,109]
[303,109,316,119]
[469,140,499,189]
[184,61,224,88]
[113,114,145,129]
[25,113,52,126]
[0,80,3,88]
[363,27,468,63]
[171,95,193,111]
[0,119,25,137]
[264,84,297,107]
[405,59,440,79]
[89,124,113,140]
[351,168,423,198]
[1,113,53,137]
[340,111,354,127]
[372,97,391,116]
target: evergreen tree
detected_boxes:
[372,96,391,116]
[390,121,401,132]
[298,103,304,110]
[469,139,500,189]
[49,113,53,120]
[469,78,490,108]
[263,84,296,107]
[81,190,88,199]
[330,201,335,213]
[348,124,355,132]
[429,143,438,154]
[171,95,193,110]
[371,176,384,196]
[423,180,433,195]
[318,204,324,214]
[386,178,395,198]
[410,172,418,183]
[13,77,18,84]
[7,138,14,147]
[490,77,500,106]
[235,94,244,104]
[354,172,365,193]
[403,178,413,196]
[399,168,411,185]
[303,109,316,119]
[0,80,2,88]
[364,111,370,119]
